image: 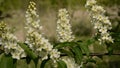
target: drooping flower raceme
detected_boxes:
[0,21,26,60]
[85,0,113,43]
[56,9,75,42]
[25,1,60,62]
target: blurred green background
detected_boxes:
[0,0,120,68]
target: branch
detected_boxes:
[83,53,120,56]
[61,53,120,56]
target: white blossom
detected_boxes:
[62,56,83,68]
[85,0,113,43]
[91,5,105,14]
[85,0,96,7]
[57,8,75,42]
[25,1,60,61]
[50,49,61,63]
[0,22,26,59]
[99,27,107,34]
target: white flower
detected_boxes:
[91,5,105,13]
[25,1,60,61]
[4,42,17,49]
[50,49,60,62]
[62,56,82,68]
[11,52,21,60]
[107,36,114,43]
[102,17,111,25]
[101,33,113,43]
[42,55,48,60]
[2,33,26,60]
[21,52,26,58]
[101,33,110,40]
[25,2,42,30]
[57,8,75,42]
[85,0,96,7]
[94,22,102,29]
[99,27,107,34]
[50,49,60,59]
[85,0,113,43]
[0,21,26,60]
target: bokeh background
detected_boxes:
[0,0,120,68]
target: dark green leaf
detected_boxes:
[26,57,31,64]
[86,39,95,45]
[40,59,50,68]
[87,58,96,63]
[108,46,113,55]
[33,58,39,68]
[18,42,37,60]
[71,46,83,64]
[78,39,94,56]
[0,53,14,68]
[57,60,67,68]
[79,43,90,56]
[13,59,17,68]
[59,49,74,57]
[55,42,76,49]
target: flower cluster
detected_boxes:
[56,9,75,42]
[0,21,26,60]
[85,0,113,43]
[25,1,60,62]
[56,9,83,67]
[62,56,83,68]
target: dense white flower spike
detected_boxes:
[0,21,26,60]
[25,1,60,61]
[57,8,75,42]
[85,0,113,44]
[56,8,83,67]
[62,56,83,68]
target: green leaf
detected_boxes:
[87,58,96,63]
[26,57,31,64]
[40,59,50,68]
[79,43,90,56]
[108,46,113,55]
[0,53,14,68]
[18,42,37,60]
[78,39,94,56]
[55,42,76,49]
[86,39,95,45]
[71,46,83,64]
[13,59,17,68]
[59,49,74,57]
[33,58,39,68]
[57,60,67,68]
